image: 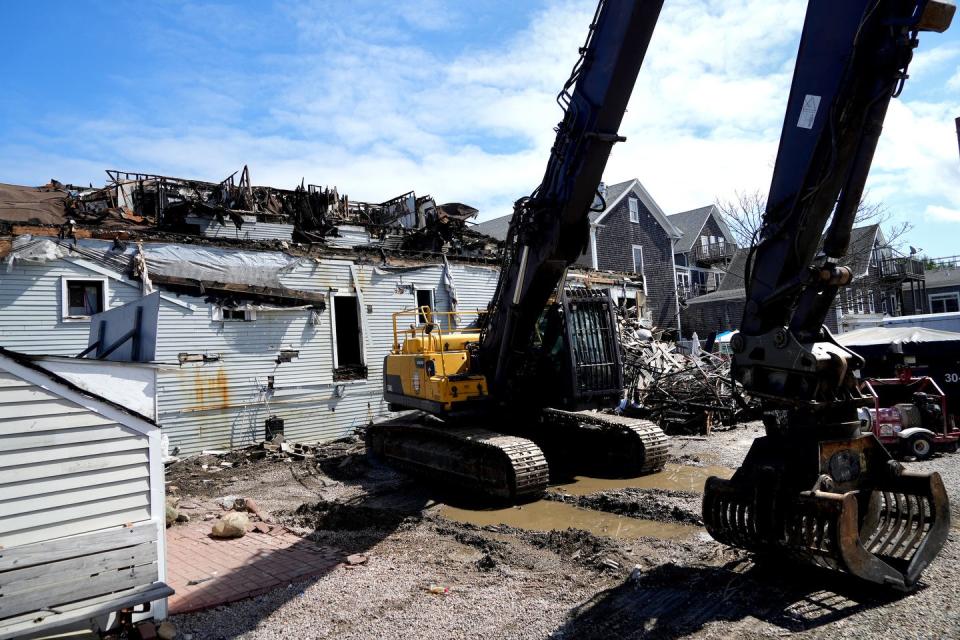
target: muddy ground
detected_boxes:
[167,422,960,639]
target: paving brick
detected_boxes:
[167,522,341,614]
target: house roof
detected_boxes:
[470,178,682,243]
[843,224,881,277]
[0,347,157,428]
[923,268,960,289]
[667,205,738,254]
[592,179,682,238]
[472,214,512,241]
[668,206,712,253]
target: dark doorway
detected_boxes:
[334,296,363,366]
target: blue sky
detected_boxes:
[2,1,959,255]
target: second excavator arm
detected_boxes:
[705,0,954,589]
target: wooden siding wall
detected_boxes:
[0,257,500,454]
[0,261,143,353]
[593,192,678,332]
[0,372,153,549]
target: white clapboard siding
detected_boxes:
[0,248,503,454]
[0,379,153,549]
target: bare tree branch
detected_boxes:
[714,189,913,251]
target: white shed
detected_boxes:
[0,348,170,639]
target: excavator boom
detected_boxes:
[705,0,954,589]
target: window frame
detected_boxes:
[632,244,647,292]
[415,288,435,325]
[330,293,365,370]
[60,276,109,322]
[929,292,960,314]
[628,196,639,223]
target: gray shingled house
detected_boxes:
[667,205,737,304]
[474,178,683,333]
[681,224,924,338]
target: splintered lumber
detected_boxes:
[616,311,756,434]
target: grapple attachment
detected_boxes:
[703,433,949,590]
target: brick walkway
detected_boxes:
[165,522,342,614]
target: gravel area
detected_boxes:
[167,425,960,639]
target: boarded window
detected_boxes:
[334,296,364,368]
[628,197,639,223]
[65,280,104,317]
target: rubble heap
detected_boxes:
[618,315,756,434]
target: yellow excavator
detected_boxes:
[372,0,954,590]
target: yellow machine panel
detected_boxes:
[383,308,489,414]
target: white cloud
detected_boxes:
[2,0,957,256]
[926,205,960,222]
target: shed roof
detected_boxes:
[0,347,157,428]
[922,268,960,289]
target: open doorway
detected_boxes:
[333,296,365,379]
[416,289,434,324]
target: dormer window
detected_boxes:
[628,197,639,223]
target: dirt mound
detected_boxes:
[523,528,632,574]
[545,488,703,526]
[280,499,419,531]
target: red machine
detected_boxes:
[859,376,960,460]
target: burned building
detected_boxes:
[0,166,643,454]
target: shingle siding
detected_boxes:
[594,193,677,332]
[682,294,840,338]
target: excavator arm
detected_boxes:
[705,0,954,589]
[480,0,663,403]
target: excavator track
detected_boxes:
[540,408,670,476]
[367,416,549,501]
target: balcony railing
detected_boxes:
[878,257,924,282]
[692,241,734,265]
[677,283,714,301]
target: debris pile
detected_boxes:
[2,165,496,257]
[618,321,755,433]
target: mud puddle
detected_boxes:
[439,500,695,540]
[554,463,734,496]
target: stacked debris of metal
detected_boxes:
[617,312,756,433]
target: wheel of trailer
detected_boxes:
[906,434,933,461]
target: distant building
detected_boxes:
[476,178,684,334]
[680,224,923,338]
[902,258,960,315]
[667,205,737,304]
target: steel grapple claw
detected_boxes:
[703,434,950,590]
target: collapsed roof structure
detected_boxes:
[0,165,492,257]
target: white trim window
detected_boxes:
[60,277,109,322]
[632,244,647,292]
[628,196,639,223]
[930,292,960,314]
